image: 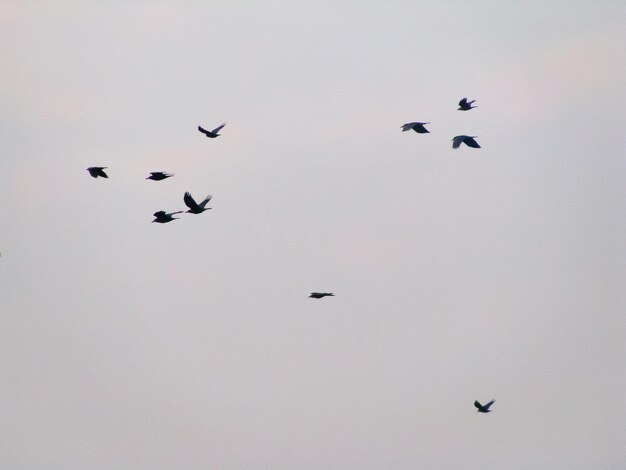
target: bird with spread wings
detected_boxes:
[198,123,226,138]
[184,192,212,214]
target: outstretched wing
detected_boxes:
[199,195,213,208]
[459,97,468,107]
[483,400,495,410]
[184,192,201,211]
[474,400,483,410]
[94,167,108,178]
[198,125,210,136]
[211,123,226,134]
[452,135,466,149]
[401,123,416,132]
[153,211,166,217]
[464,137,481,148]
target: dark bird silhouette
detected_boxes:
[401,122,430,134]
[452,135,481,149]
[474,400,495,413]
[309,292,334,299]
[198,123,226,138]
[184,192,212,214]
[458,97,477,111]
[87,167,108,178]
[152,210,182,223]
[146,172,173,181]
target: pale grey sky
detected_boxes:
[1,2,625,469]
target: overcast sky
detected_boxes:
[1,2,625,469]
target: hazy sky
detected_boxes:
[1,2,625,469]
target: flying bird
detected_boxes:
[146,172,173,181]
[87,167,108,178]
[474,400,495,413]
[452,135,481,149]
[198,123,226,138]
[458,97,477,111]
[401,122,430,134]
[152,210,183,223]
[309,292,334,299]
[184,192,212,214]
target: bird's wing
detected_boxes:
[484,400,495,410]
[198,125,209,135]
[199,195,213,208]
[184,192,200,210]
[154,211,166,217]
[465,137,481,148]
[170,211,183,216]
[452,136,465,149]
[211,123,226,134]
[401,123,416,131]
[459,98,468,106]
[474,400,483,409]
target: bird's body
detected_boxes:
[146,172,173,181]
[87,167,108,178]
[474,400,495,413]
[458,98,477,111]
[152,210,183,223]
[198,123,226,138]
[184,192,212,214]
[309,292,334,299]
[401,122,430,134]
[452,135,481,149]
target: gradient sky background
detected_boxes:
[1,2,625,469]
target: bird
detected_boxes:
[146,172,173,181]
[401,122,430,134]
[458,97,477,111]
[87,167,108,178]
[152,210,183,223]
[198,123,226,138]
[452,135,481,149]
[309,292,334,299]
[474,400,495,413]
[184,192,212,214]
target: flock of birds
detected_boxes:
[86,122,226,223]
[85,97,494,414]
[401,97,481,149]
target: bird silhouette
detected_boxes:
[401,122,430,134]
[146,172,173,181]
[87,167,108,178]
[309,292,334,299]
[184,192,212,214]
[452,135,481,149]
[152,211,183,223]
[458,98,477,111]
[198,123,226,138]
[474,400,495,413]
